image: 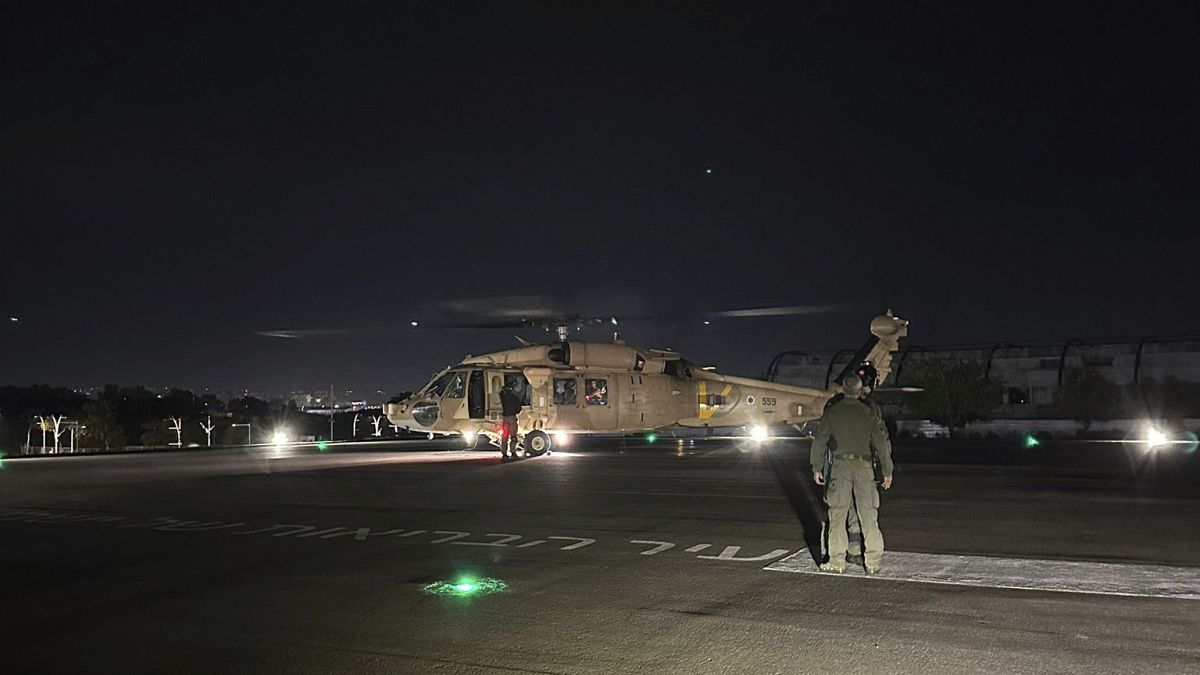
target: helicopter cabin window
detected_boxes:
[443,371,466,399]
[554,378,577,405]
[584,379,608,406]
[704,394,726,406]
[504,373,531,406]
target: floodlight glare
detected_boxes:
[271,430,289,446]
[750,425,769,442]
[553,430,568,446]
[463,431,477,444]
[1145,426,1168,450]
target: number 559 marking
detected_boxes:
[762,397,777,407]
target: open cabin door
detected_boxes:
[468,369,485,419]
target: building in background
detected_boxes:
[772,335,1200,419]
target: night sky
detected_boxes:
[2,3,1197,396]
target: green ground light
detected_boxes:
[645,433,657,444]
[1024,435,1040,449]
[422,577,508,597]
[316,441,329,452]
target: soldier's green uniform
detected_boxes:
[821,394,884,562]
[812,394,893,571]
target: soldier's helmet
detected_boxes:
[854,363,879,390]
[841,374,863,398]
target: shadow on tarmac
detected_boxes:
[766,448,825,564]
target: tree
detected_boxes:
[903,357,1003,431]
[82,399,127,451]
[1056,368,1119,429]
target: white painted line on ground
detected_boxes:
[764,550,1200,600]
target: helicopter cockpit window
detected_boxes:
[584,378,608,406]
[664,359,694,379]
[553,378,577,405]
[443,371,466,399]
[423,371,456,398]
[634,354,646,372]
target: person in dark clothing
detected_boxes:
[499,383,523,460]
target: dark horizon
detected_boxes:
[3,3,1198,394]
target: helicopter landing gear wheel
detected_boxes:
[524,430,551,457]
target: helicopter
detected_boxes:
[383,310,909,456]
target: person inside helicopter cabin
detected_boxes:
[584,379,607,406]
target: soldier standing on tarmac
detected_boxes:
[499,383,523,461]
[812,373,894,573]
[822,364,884,566]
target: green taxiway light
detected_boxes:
[316,441,330,452]
[423,577,508,597]
[646,433,657,444]
[1024,435,1040,449]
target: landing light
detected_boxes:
[1145,426,1168,450]
[750,425,769,443]
[553,430,569,446]
[463,431,477,444]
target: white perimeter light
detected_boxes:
[1145,426,1168,450]
[750,425,769,443]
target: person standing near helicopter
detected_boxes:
[812,370,894,574]
[499,382,523,460]
[821,363,885,566]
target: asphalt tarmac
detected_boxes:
[2,438,1198,674]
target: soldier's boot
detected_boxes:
[864,565,882,575]
[818,562,845,574]
[846,553,865,566]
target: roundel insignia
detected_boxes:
[746,395,755,405]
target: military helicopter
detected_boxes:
[383,309,909,456]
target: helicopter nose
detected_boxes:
[383,401,418,429]
[385,399,439,429]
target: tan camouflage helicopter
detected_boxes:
[383,309,909,456]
